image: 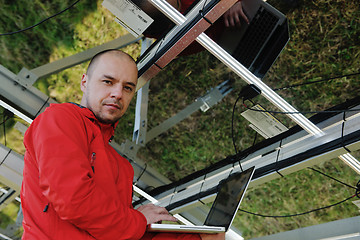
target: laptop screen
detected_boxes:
[204,167,255,230]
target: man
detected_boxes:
[21,49,224,240]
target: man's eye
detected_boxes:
[103,80,112,84]
[124,86,133,92]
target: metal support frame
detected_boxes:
[30,34,141,81]
[0,64,55,121]
[0,0,359,239]
[0,145,24,192]
[136,0,239,88]
[144,0,322,136]
[146,80,232,143]
[133,38,153,147]
[0,144,24,211]
[133,105,360,213]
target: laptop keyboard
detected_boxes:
[232,6,279,68]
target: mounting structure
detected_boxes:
[0,0,359,239]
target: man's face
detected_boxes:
[80,53,138,124]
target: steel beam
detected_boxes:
[0,144,24,211]
[133,38,153,147]
[0,65,55,121]
[0,145,24,191]
[30,34,141,81]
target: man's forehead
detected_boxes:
[99,51,132,62]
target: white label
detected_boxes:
[102,0,154,37]
[241,104,288,139]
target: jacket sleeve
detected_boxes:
[27,105,147,239]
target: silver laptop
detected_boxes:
[147,166,255,234]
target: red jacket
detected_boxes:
[21,103,200,240]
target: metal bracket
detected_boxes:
[118,139,141,161]
[199,80,232,112]
[15,68,39,89]
[146,80,233,143]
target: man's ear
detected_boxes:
[80,74,88,93]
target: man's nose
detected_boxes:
[110,86,123,99]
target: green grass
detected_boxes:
[0,0,360,238]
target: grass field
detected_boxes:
[0,0,360,238]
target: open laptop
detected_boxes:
[147,166,255,234]
[218,0,289,78]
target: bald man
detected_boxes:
[21,49,224,240]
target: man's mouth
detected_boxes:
[105,103,121,110]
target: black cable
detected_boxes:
[243,103,360,115]
[239,194,356,218]
[308,167,357,190]
[274,71,360,91]
[239,166,359,218]
[251,132,258,147]
[0,116,9,126]
[275,140,284,177]
[201,0,209,11]
[0,149,11,167]
[134,163,147,186]
[231,94,243,155]
[199,0,214,25]
[341,111,352,153]
[0,0,81,36]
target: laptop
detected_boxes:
[218,0,289,78]
[147,166,255,233]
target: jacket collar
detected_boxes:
[69,102,117,142]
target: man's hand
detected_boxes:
[223,1,249,28]
[200,233,225,240]
[136,204,178,225]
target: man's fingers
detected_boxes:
[223,2,249,28]
[228,16,235,28]
[159,214,178,222]
[239,8,249,24]
[233,12,241,27]
[137,203,178,224]
[224,18,230,27]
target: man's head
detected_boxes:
[80,49,138,124]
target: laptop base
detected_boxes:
[147,224,225,234]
